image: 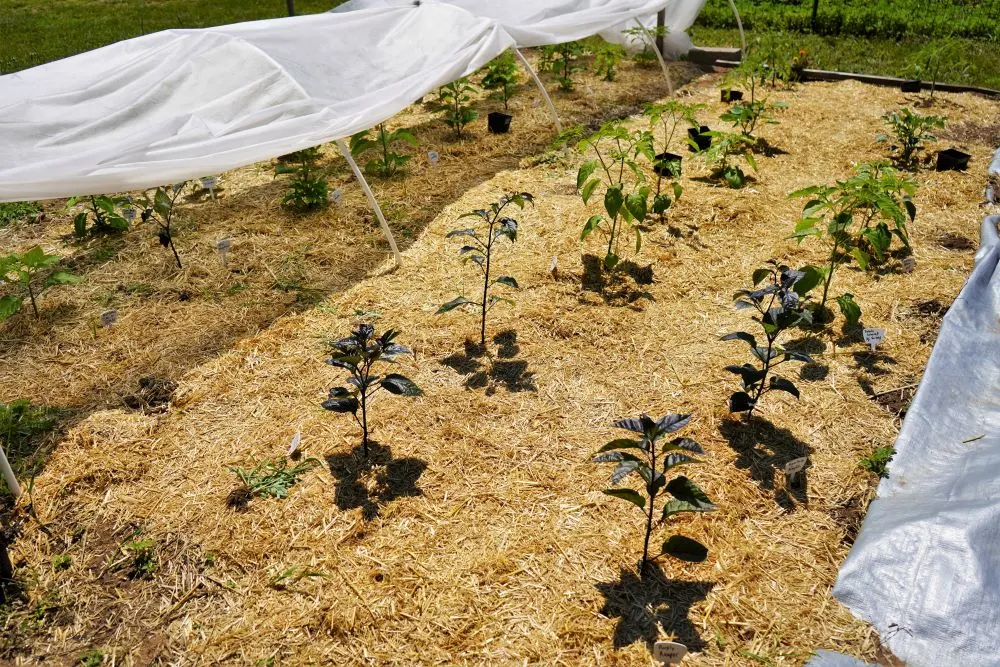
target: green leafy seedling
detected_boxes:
[66,195,131,238]
[877,108,946,169]
[274,147,329,211]
[323,324,422,457]
[438,191,533,346]
[859,445,895,478]
[594,413,715,573]
[230,457,321,501]
[431,78,479,139]
[540,41,586,90]
[0,246,81,320]
[135,183,187,267]
[349,123,418,179]
[481,51,520,110]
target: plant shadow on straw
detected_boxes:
[718,416,812,510]
[325,442,426,521]
[580,254,655,307]
[595,564,714,652]
[440,330,537,393]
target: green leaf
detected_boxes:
[321,397,359,413]
[603,488,645,510]
[577,161,597,191]
[751,268,770,286]
[581,178,600,205]
[604,185,624,219]
[662,476,715,518]
[73,212,88,238]
[0,294,23,321]
[581,215,603,241]
[437,296,474,314]
[652,194,672,214]
[794,265,823,296]
[769,376,800,398]
[662,535,709,563]
[46,271,81,286]
[493,276,519,289]
[624,190,648,223]
[850,248,870,271]
[721,331,757,348]
[836,293,862,326]
[380,374,423,396]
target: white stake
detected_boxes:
[336,139,403,268]
[633,18,674,97]
[0,443,21,500]
[514,48,563,134]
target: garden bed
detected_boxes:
[3,65,997,665]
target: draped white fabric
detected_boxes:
[0,5,512,201]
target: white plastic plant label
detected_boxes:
[533,98,541,108]
[122,207,136,222]
[863,327,886,351]
[287,429,302,457]
[217,238,231,266]
[427,151,439,166]
[200,176,218,190]
[329,188,343,205]
[652,641,687,664]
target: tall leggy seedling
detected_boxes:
[438,192,533,346]
[322,324,422,458]
[723,261,816,419]
[137,183,187,268]
[790,161,918,317]
[432,78,478,139]
[0,246,81,321]
[481,51,520,110]
[575,122,655,271]
[593,413,715,572]
[349,123,418,179]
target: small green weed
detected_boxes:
[229,457,320,505]
[859,446,895,478]
[0,201,41,227]
[78,649,104,666]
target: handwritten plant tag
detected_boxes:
[122,207,136,223]
[200,176,218,200]
[329,188,343,205]
[217,238,231,266]
[863,327,886,352]
[652,641,687,664]
[427,151,440,166]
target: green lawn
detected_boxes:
[0,0,343,74]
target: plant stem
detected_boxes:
[26,280,39,318]
[481,218,494,347]
[360,391,369,458]
[167,231,183,269]
[641,441,658,574]
[820,235,840,311]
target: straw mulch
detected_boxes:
[4,61,999,666]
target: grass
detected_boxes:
[0,400,60,499]
[690,26,1000,91]
[0,0,344,74]
[0,202,40,227]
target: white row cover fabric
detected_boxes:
[832,150,1000,666]
[0,5,512,201]
[333,0,703,50]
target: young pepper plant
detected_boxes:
[437,192,533,346]
[877,108,946,170]
[721,59,787,140]
[723,261,817,419]
[0,246,81,321]
[480,51,520,110]
[431,78,479,139]
[322,324,422,458]
[66,195,131,238]
[790,161,918,316]
[539,41,586,91]
[274,147,329,211]
[136,183,187,268]
[643,101,703,219]
[575,122,655,271]
[593,413,715,572]
[702,130,758,188]
[349,123,418,179]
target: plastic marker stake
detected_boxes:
[288,430,302,457]
[100,310,118,327]
[863,327,886,352]
[427,151,440,166]
[329,188,343,205]
[200,176,218,199]
[217,238,231,267]
[122,207,136,223]
[653,641,687,665]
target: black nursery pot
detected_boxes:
[936,148,971,172]
[653,152,683,177]
[487,111,512,134]
[901,79,922,93]
[687,126,712,152]
[721,89,744,103]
